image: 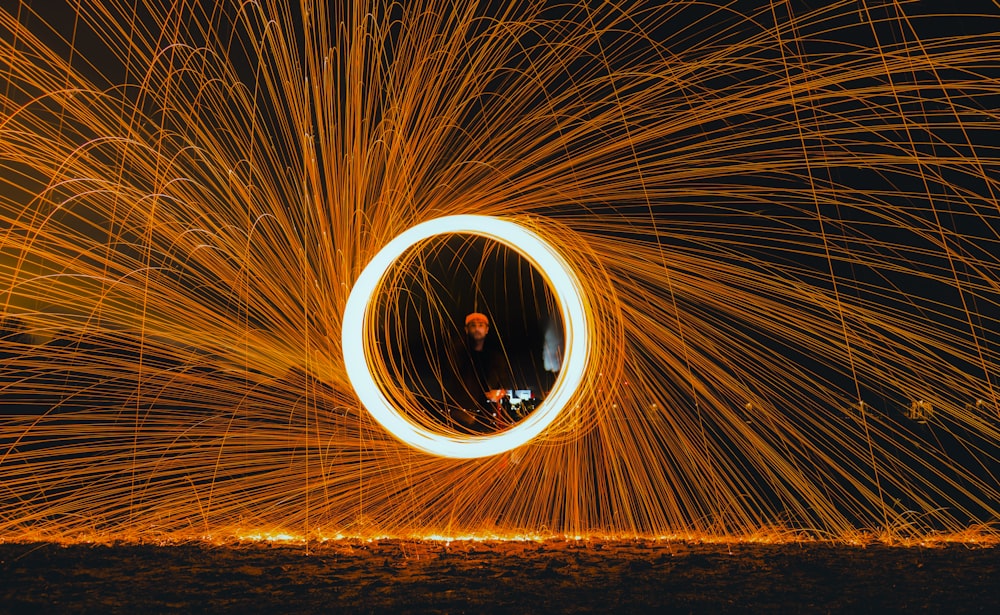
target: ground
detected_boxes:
[2,539,998,613]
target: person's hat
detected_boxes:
[465,312,489,326]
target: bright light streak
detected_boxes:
[3,0,1000,543]
[342,215,589,458]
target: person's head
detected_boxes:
[464,312,489,345]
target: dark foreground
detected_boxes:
[1,539,998,614]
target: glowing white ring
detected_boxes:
[342,215,589,458]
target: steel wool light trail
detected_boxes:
[342,215,590,458]
[1,0,1000,543]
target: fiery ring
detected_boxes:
[342,215,590,458]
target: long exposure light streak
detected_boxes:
[1,0,999,543]
[342,214,590,458]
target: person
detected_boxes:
[445,312,514,432]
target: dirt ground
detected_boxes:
[1,538,998,613]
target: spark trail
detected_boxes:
[1,1,999,542]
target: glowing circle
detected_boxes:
[342,215,589,458]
